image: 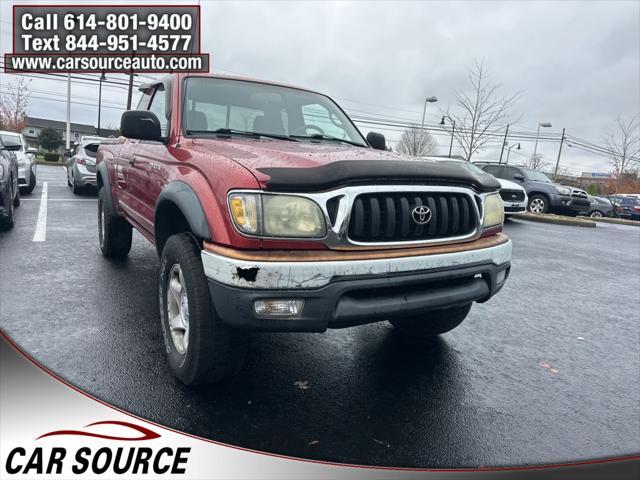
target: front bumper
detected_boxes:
[202,235,512,332]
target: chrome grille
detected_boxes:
[348,192,477,242]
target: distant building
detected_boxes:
[22,117,118,151]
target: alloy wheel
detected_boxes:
[166,264,189,355]
[530,198,545,213]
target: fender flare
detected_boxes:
[96,162,112,201]
[155,181,212,242]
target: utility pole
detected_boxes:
[97,73,105,137]
[448,120,456,158]
[498,124,509,164]
[65,73,71,150]
[553,128,566,181]
[126,71,134,110]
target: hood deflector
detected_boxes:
[258,160,501,193]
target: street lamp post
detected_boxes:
[506,142,521,164]
[440,115,456,158]
[97,72,106,137]
[533,122,552,156]
[421,96,438,129]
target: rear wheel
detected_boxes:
[71,172,80,195]
[590,210,604,218]
[98,186,132,258]
[13,184,20,207]
[159,233,247,385]
[528,194,549,214]
[389,303,472,338]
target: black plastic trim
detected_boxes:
[155,181,212,241]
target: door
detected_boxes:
[125,84,171,235]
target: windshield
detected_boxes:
[182,77,367,146]
[0,133,21,149]
[524,168,552,182]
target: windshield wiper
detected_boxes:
[186,128,296,141]
[289,134,365,147]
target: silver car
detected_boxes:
[0,131,37,194]
[66,136,104,194]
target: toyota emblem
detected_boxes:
[411,205,432,225]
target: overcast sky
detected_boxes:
[1,0,638,173]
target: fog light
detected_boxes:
[496,269,506,285]
[254,299,305,317]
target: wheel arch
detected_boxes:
[154,181,212,256]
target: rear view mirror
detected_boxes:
[367,131,386,150]
[513,174,525,181]
[63,150,72,158]
[26,147,38,155]
[121,110,162,141]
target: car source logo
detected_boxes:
[411,205,432,225]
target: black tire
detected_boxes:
[389,303,472,338]
[67,169,72,187]
[13,184,20,207]
[528,194,549,214]
[98,186,132,258]
[1,182,15,230]
[71,174,80,195]
[159,233,247,385]
[25,169,36,194]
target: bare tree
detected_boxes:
[447,60,520,161]
[603,116,640,191]
[523,153,548,171]
[0,77,31,133]
[397,126,438,156]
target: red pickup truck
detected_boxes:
[97,73,512,385]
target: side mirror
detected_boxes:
[513,174,525,182]
[26,147,38,155]
[367,131,386,150]
[121,110,162,141]
[63,150,72,158]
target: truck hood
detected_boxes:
[190,138,501,192]
[496,178,526,191]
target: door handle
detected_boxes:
[129,156,136,166]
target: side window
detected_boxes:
[148,88,168,136]
[483,165,503,177]
[301,104,348,138]
[501,167,520,181]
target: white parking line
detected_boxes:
[32,182,48,242]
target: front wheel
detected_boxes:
[528,194,549,214]
[1,183,15,230]
[590,210,604,218]
[25,168,36,194]
[389,303,472,338]
[98,186,132,258]
[159,233,247,386]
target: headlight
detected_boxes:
[483,193,504,228]
[556,186,571,195]
[229,193,326,238]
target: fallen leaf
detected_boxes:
[577,337,585,340]
[308,440,320,446]
[294,380,309,391]
[549,368,559,374]
[539,361,551,369]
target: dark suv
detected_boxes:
[476,163,590,216]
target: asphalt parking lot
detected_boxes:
[1,164,639,468]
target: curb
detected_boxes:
[510,213,596,228]
[587,217,640,227]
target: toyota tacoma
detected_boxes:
[96,73,512,385]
